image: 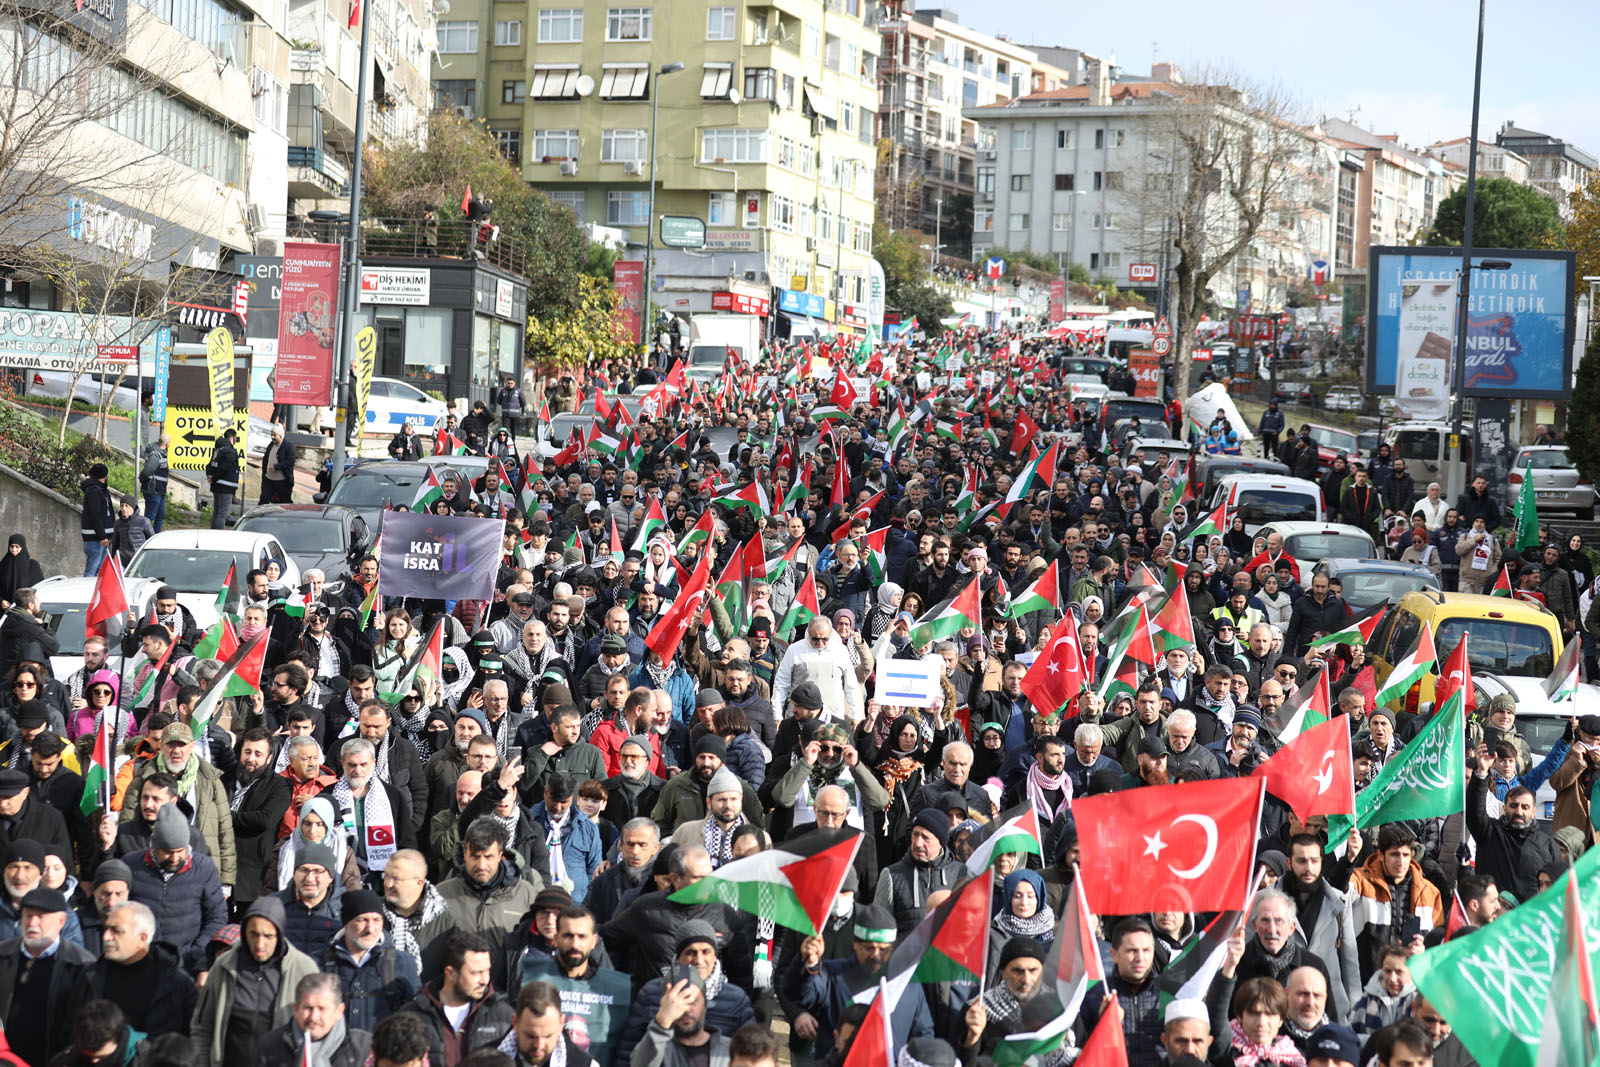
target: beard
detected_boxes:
[671,1015,705,1039]
[236,764,269,787]
[693,764,715,784]
[1142,763,1170,787]
[558,948,588,972]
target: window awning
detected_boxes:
[531,65,580,99]
[599,64,648,99]
[802,81,837,122]
[700,63,732,99]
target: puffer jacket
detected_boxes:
[1347,969,1416,1039]
[1345,852,1443,982]
[123,757,237,886]
[125,846,228,972]
[321,933,423,1033]
[398,978,515,1067]
[872,853,961,934]
[1081,970,1166,1067]
[437,850,542,990]
[275,885,345,958]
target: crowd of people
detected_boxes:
[0,326,1577,1067]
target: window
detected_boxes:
[700,128,767,163]
[1010,126,1032,150]
[1104,213,1120,229]
[1094,128,1103,149]
[963,78,977,107]
[705,5,734,39]
[841,103,853,134]
[699,63,733,99]
[599,64,648,98]
[530,66,580,98]
[1054,173,1075,191]
[546,189,584,220]
[779,74,795,109]
[977,168,994,194]
[436,20,477,52]
[859,107,873,145]
[1092,170,1102,190]
[501,79,525,103]
[1104,252,1121,267]
[1108,129,1125,147]
[606,190,649,225]
[605,6,650,40]
[708,191,736,226]
[533,128,578,160]
[492,128,520,163]
[804,23,819,58]
[1052,213,1069,230]
[1091,213,1100,228]
[435,79,476,112]
[995,58,1008,82]
[537,7,582,41]
[975,208,993,232]
[1056,128,1072,149]
[824,33,839,71]
[1008,213,1029,230]
[769,195,795,232]
[1009,174,1030,192]
[1089,253,1099,269]
[601,128,647,164]
[743,67,774,101]
[493,19,520,45]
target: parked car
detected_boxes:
[1509,445,1596,519]
[304,377,449,437]
[1255,521,1377,563]
[1122,437,1193,472]
[235,504,374,590]
[1309,557,1442,612]
[1209,474,1325,534]
[323,457,490,526]
[33,575,166,681]
[1477,672,1600,823]
[1322,385,1362,412]
[1191,456,1292,505]
[126,530,300,624]
[1369,590,1561,711]
[1304,422,1362,472]
[1272,381,1315,406]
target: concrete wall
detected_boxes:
[0,463,85,580]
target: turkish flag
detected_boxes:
[829,372,858,410]
[1009,409,1040,456]
[1073,778,1265,915]
[368,825,395,847]
[1021,614,1083,717]
[1252,715,1356,825]
[1433,632,1476,719]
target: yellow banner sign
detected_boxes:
[353,325,377,433]
[205,327,235,434]
[164,405,250,470]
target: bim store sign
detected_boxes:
[1366,246,1576,399]
[0,309,143,372]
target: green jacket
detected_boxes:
[650,770,767,835]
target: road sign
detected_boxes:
[1155,316,1173,338]
[985,257,1006,280]
[1152,335,1172,357]
[163,405,250,470]
[97,345,138,362]
[659,215,707,249]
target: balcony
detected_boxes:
[286,215,529,275]
[287,145,350,198]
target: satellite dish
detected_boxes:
[575,74,595,97]
[433,0,449,13]
[728,89,741,105]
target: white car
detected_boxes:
[1322,386,1363,412]
[126,530,299,624]
[302,377,448,438]
[1476,673,1600,823]
[1209,475,1325,534]
[33,574,169,681]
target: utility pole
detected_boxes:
[1446,0,1486,504]
[331,0,375,477]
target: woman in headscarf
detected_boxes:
[1562,533,1591,604]
[1257,572,1294,631]
[1224,514,1253,558]
[860,582,902,646]
[833,609,875,689]
[971,719,1007,788]
[987,868,1056,977]
[874,713,929,856]
[269,795,362,894]
[70,669,120,744]
[0,535,43,610]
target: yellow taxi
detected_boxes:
[1365,590,1563,711]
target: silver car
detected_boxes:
[1511,445,1596,519]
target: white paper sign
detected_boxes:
[873,657,945,709]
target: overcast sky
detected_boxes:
[964,0,1599,162]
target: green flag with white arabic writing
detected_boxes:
[1325,688,1464,850]
[1511,456,1541,552]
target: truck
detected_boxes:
[686,314,762,383]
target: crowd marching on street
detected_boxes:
[0,323,1587,1067]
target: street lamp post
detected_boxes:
[641,61,684,359]
[1446,0,1486,501]
[330,0,377,478]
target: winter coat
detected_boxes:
[397,978,515,1067]
[1465,771,1561,902]
[190,898,321,1067]
[598,889,755,992]
[779,955,933,1058]
[321,934,423,1033]
[0,934,96,1065]
[275,885,345,958]
[88,940,198,1038]
[125,847,229,973]
[1551,743,1598,849]
[256,1021,372,1067]
[618,975,755,1055]
[529,802,603,903]
[722,732,767,789]
[81,477,115,543]
[124,756,237,886]
[1347,969,1415,1039]
[1284,592,1347,655]
[1290,879,1361,1020]
[651,770,765,836]
[228,769,293,905]
[1345,853,1443,980]
[112,511,155,564]
[629,1022,732,1067]
[873,853,961,934]
[437,851,543,990]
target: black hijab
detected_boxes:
[0,535,42,605]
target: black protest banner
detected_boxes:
[378,511,504,602]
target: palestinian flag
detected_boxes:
[1070,997,1127,1067]
[1268,664,1331,742]
[782,460,813,511]
[777,568,821,639]
[281,586,315,618]
[842,980,894,1067]
[1095,646,1140,705]
[933,416,963,441]
[810,404,848,423]
[1546,868,1600,1067]
[1008,560,1060,619]
[1151,582,1195,654]
[631,497,668,552]
[192,632,268,732]
[715,481,771,516]
[1490,565,1513,597]
[887,402,910,451]
[131,638,176,708]
[1158,895,1255,1008]
[441,431,471,456]
[1001,440,1059,515]
[192,616,238,661]
[714,544,750,634]
[859,527,889,583]
[1372,620,1436,708]
[213,560,237,618]
[413,468,444,513]
[1546,635,1582,705]
[868,874,992,990]
[764,535,806,586]
[1187,499,1227,541]
[964,805,1043,874]
[1047,871,1104,1018]
[605,519,625,569]
[386,619,444,701]
[587,421,621,456]
[677,509,716,554]
[1306,602,1389,649]
[78,717,112,816]
[667,828,861,936]
[909,575,982,647]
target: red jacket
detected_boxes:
[588,716,666,779]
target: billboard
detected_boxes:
[274,241,341,406]
[1366,246,1575,400]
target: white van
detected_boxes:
[1210,474,1324,534]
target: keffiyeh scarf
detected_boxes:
[1228,1020,1307,1066]
[499,1018,569,1067]
[386,881,449,963]
[994,904,1057,941]
[702,814,746,867]
[1025,760,1073,823]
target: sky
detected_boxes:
[961,1,1600,160]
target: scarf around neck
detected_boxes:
[1227,1019,1307,1067]
[387,882,448,963]
[702,813,746,867]
[299,1016,349,1067]
[995,903,1057,941]
[1025,760,1072,823]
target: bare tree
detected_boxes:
[1121,71,1315,402]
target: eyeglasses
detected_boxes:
[817,744,843,754]
[12,681,35,690]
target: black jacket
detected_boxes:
[598,889,754,992]
[263,439,298,483]
[256,1021,373,1067]
[227,769,293,904]
[0,791,71,857]
[389,430,424,460]
[0,606,58,681]
[208,440,240,492]
[398,979,515,1067]
[87,940,197,1038]
[1466,772,1561,902]
[0,935,96,1064]
[1284,592,1347,656]
[81,478,114,542]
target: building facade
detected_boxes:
[1496,122,1597,218]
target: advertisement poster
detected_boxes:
[867,259,886,335]
[275,241,341,406]
[1366,246,1575,399]
[613,260,643,345]
[1130,349,1161,398]
[1393,277,1455,420]
[205,327,234,434]
[352,326,377,432]
[1048,280,1066,323]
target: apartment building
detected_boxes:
[1426,137,1532,187]
[432,0,879,331]
[875,2,1035,246]
[1495,122,1597,219]
[1325,118,1463,271]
